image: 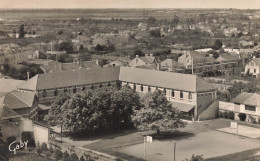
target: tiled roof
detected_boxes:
[0,96,21,120]
[231,92,260,106]
[0,78,25,94]
[18,66,216,93]
[161,59,183,67]
[119,67,216,92]
[3,91,35,110]
[171,101,195,112]
[18,67,121,90]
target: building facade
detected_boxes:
[17,67,216,120]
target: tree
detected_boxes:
[53,149,63,160]
[171,15,179,27]
[45,87,141,136]
[134,50,144,57]
[78,53,92,61]
[19,24,25,38]
[95,44,104,51]
[44,94,71,136]
[212,40,223,50]
[148,16,156,23]
[149,29,161,37]
[132,90,185,134]
[58,41,74,53]
[110,86,142,128]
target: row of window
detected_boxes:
[42,82,114,98]
[129,83,192,100]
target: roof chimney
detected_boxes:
[136,55,139,58]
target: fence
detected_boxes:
[49,140,123,161]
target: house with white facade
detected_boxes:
[245,58,260,78]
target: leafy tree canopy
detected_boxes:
[132,90,185,132]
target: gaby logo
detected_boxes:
[9,140,28,154]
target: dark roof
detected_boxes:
[171,101,195,112]
[3,91,35,110]
[0,96,21,120]
[231,92,260,106]
[119,67,215,92]
[18,67,121,90]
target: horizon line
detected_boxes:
[0,7,259,10]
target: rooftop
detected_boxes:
[17,66,216,93]
[231,92,260,106]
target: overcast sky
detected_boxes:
[0,0,259,9]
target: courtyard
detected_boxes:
[117,130,260,161]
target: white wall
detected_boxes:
[33,124,50,145]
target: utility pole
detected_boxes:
[191,57,194,74]
[173,142,176,161]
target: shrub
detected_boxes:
[45,151,52,159]
[41,142,48,151]
[70,153,79,161]
[80,156,86,161]
[227,111,234,120]
[238,113,247,121]
[36,147,42,156]
[54,149,63,160]
[62,151,71,161]
[184,154,204,161]
[49,145,54,153]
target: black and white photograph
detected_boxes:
[0,0,260,160]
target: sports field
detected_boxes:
[117,130,260,161]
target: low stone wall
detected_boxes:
[49,140,123,161]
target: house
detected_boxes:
[3,91,38,120]
[44,60,101,73]
[245,58,260,78]
[219,92,260,123]
[137,23,148,31]
[17,66,217,120]
[0,96,50,144]
[160,59,184,71]
[129,54,159,68]
[178,51,214,68]
[104,60,128,67]
[216,53,240,67]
